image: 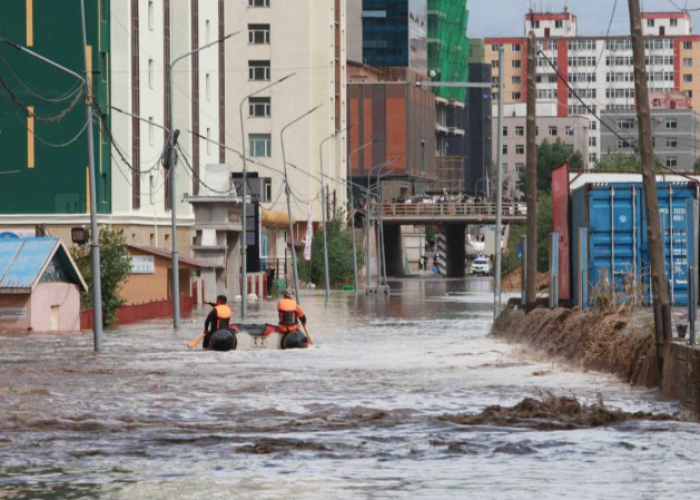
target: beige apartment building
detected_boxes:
[493,105,589,197]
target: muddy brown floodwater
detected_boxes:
[1,278,699,500]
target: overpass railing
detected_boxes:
[373,202,528,219]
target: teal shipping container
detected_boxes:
[571,182,698,307]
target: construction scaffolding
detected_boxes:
[430,156,466,194]
[427,0,471,102]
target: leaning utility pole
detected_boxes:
[628,0,672,364]
[525,31,538,311]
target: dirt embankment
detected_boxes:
[491,306,660,387]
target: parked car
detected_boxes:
[470,257,492,276]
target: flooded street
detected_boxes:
[1,279,699,499]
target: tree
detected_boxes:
[536,192,552,273]
[71,228,132,327]
[534,138,584,193]
[595,147,668,172]
[297,211,364,287]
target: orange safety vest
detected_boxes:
[278,298,300,326]
[214,304,232,330]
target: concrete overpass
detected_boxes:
[370,203,527,278]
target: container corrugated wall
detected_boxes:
[571,182,698,307]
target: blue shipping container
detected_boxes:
[571,182,697,307]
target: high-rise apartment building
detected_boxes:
[485,9,700,169]
[224,0,347,224]
[0,0,222,253]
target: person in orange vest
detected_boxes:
[277,289,307,334]
[203,295,232,349]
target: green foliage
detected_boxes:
[532,139,584,193]
[71,228,132,327]
[536,193,553,273]
[595,148,669,173]
[297,211,364,288]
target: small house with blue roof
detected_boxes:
[0,237,87,333]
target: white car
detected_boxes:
[470,257,492,276]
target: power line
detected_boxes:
[0,69,84,122]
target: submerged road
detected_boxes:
[1,278,699,499]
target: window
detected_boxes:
[248,60,270,81]
[548,126,558,136]
[148,1,154,30]
[491,60,499,68]
[671,19,678,27]
[548,75,557,83]
[512,60,522,68]
[555,20,563,29]
[619,119,635,130]
[515,145,525,155]
[249,0,269,6]
[149,174,154,205]
[666,119,678,129]
[264,179,272,202]
[512,44,521,52]
[249,134,271,157]
[536,76,542,83]
[536,126,539,136]
[148,117,154,146]
[684,74,693,83]
[148,59,154,88]
[589,136,597,147]
[666,156,678,168]
[565,126,574,136]
[684,41,693,50]
[502,127,508,137]
[206,20,211,44]
[491,44,500,52]
[249,97,271,117]
[533,20,540,29]
[100,52,108,82]
[589,153,598,163]
[515,126,524,136]
[249,24,270,44]
[684,58,693,67]
[512,76,521,85]
[206,128,211,155]
[516,163,525,172]
[646,19,655,27]
[502,144,508,154]
[512,92,522,100]
[590,120,597,131]
[666,138,678,148]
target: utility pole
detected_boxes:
[80,0,103,351]
[628,0,672,367]
[494,47,505,319]
[525,31,538,311]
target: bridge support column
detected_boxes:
[445,224,467,277]
[383,224,405,277]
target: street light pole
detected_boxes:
[319,133,334,305]
[239,74,295,319]
[168,30,239,329]
[347,141,373,294]
[494,47,505,318]
[2,19,104,351]
[280,105,322,302]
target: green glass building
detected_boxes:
[427,0,470,101]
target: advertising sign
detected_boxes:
[130,256,155,274]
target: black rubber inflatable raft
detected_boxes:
[207,324,308,352]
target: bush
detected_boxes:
[297,211,364,287]
[71,228,132,327]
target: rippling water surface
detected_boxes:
[1,278,698,499]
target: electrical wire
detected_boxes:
[0,50,84,103]
[176,143,238,195]
[0,69,85,122]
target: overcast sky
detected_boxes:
[468,0,700,38]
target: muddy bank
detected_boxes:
[491,306,660,387]
[440,394,674,431]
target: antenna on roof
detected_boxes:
[564,0,570,13]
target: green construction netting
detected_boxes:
[428,0,471,102]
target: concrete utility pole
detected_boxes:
[628,0,673,365]
[494,47,505,319]
[80,0,103,351]
[525,31,538,311]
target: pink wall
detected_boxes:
[30,283,82,333]
[0,294,32,332]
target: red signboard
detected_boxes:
[551,162,571,301]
